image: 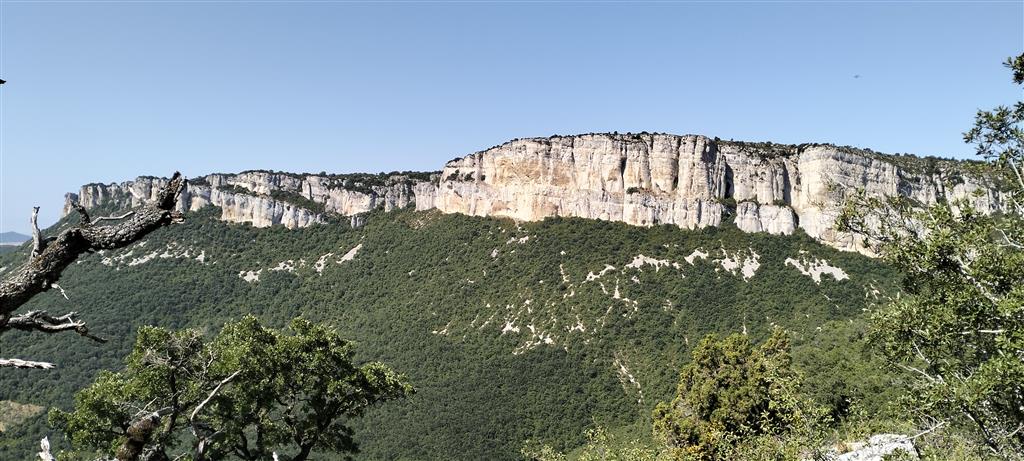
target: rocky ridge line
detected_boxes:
[436,133,1005,252]
[63,133,1006,252]
[64,171,436,229]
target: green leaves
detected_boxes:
[844,54,1024,458]
[652,329,809,460]
[864,204,1024,456]
[1,201,899,459]
[50,316,412,461]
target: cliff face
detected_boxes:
[63,132,1005,252]
[434,134,1005,252]
[64,172,435,229]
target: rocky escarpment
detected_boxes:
[63,171,436,229]
[64,133,1005,252]
[436,133,1006,252]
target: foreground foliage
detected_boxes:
[0,206,897,459]
[652,330,814,461]
[526,331,848,461]
[839,54,1024,459]
[49,316,412,460]
[523,425,665,461]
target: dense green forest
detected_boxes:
[0,205,901,460]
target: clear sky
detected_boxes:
[1,1,1021,233]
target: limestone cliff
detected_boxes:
[63,172,436,229]
[434,133,1005,252]
[63,133,1005,252]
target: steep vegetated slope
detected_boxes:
[6,132,990,459]
[1,205,898,459]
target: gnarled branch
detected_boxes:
[0,358,55,369]
[92,211,136,224]
[38,436,55,461]
[6,310,107,342]
[0,172,184,323]
[0,172,185,369]
[70,202,92,226]
[31,207,43,258]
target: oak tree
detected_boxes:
[50,315,413,461]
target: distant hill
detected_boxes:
[0,206,900,460]
[8,132,974,459]
[61,133,1004,255]
[0,231,29,246]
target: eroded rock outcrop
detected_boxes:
[64,133,1005,252]
[64,172,436,229]
[434,133,1005,252]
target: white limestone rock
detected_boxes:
[64,172,437,229]
[824,434,917,461]
[735,202,797,235]
[434,134,1006,253]
[63,133,1005,253]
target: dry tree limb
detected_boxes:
[0,358,55,369]
[0,172,185,368]
[31,207,43,258]
[190,370,240,423]
[1,172,184,317]
[92,211,136,224]
[69,202,92,226]
[38,436,56,461]
[70,202,137,226]
[190,370,241,461]
[7,310,107,342]
[51,283,70,300]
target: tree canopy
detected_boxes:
[839,53,1024,459]
[652,329,809,460]
[50,316,413,461]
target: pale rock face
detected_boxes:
[64,172,437,229]
[212,189,320,229]
[434,134,1006,253]
[825,434,917,461]
[437,134,727,230]
[63,133,1005,253]
[735,202,797,235]
[413,182,440,211]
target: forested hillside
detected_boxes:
[0,205,900,460]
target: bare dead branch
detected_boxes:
[953,255,1001,306]
[959,329,1007,335]
[0,172,185,329]
[71,202,92,226]
[189,370,239,461]
[51,283,69,300]
[38,436,56,461]
[92,211,136,224]
[31,207,43,258]
[994,227,1024,249]
[896,362,942,384]
[1008,157,1024,195]
[0,358,55,369]
[190,370,240,423]
[908,421,948,440]
[6,310,107,342]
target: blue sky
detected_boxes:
[1,1,1021,233]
